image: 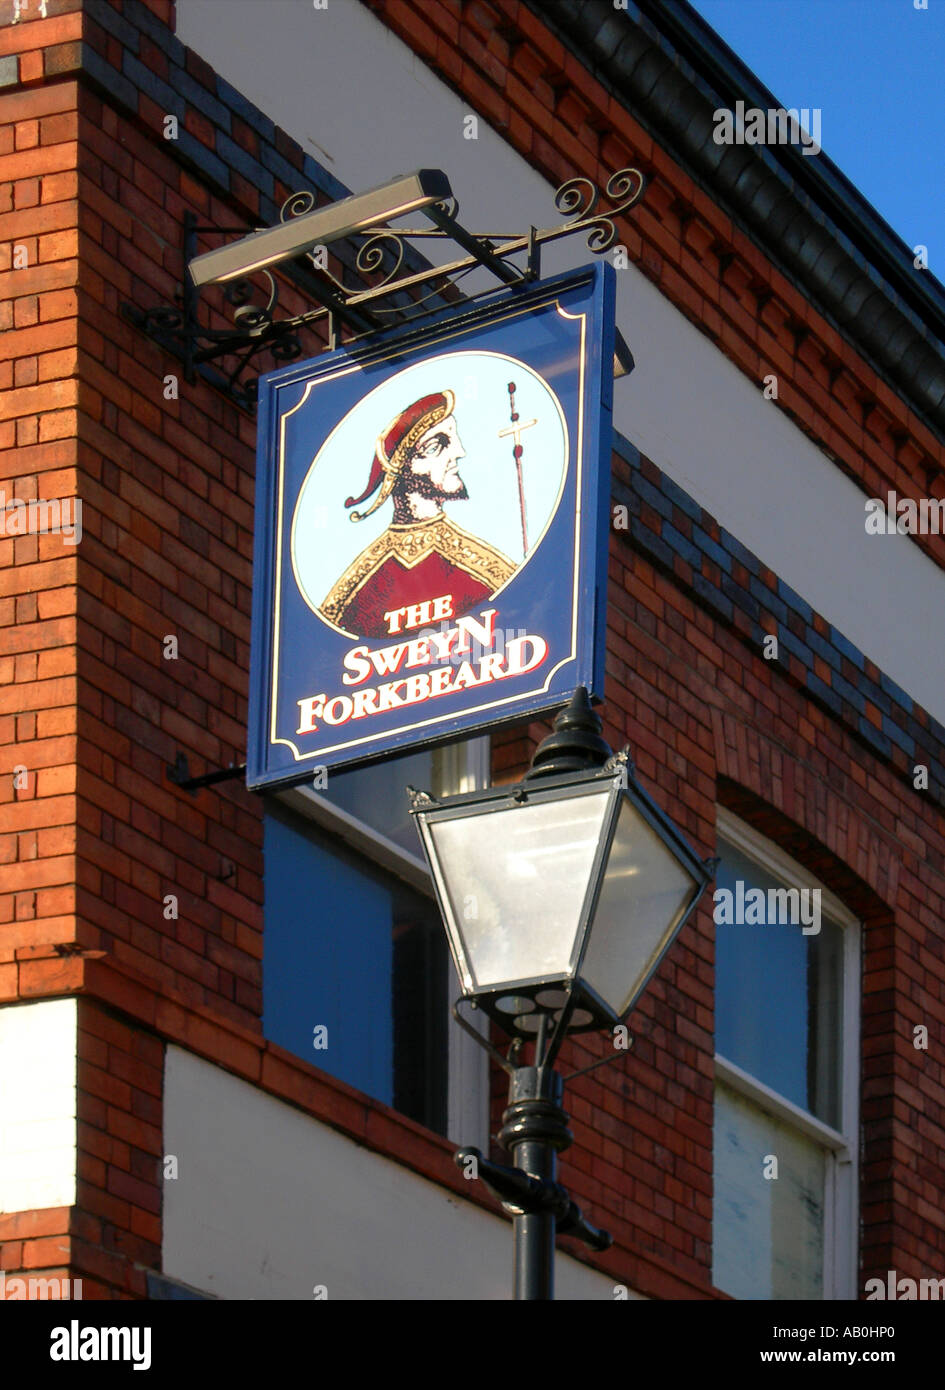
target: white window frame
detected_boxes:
[274,738,490,1151]
[714,807,860,1300]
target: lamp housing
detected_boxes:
[188,169,453,288]
[411,756,710,1040]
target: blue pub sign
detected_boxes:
[247,261,616,791]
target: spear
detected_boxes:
[497,381,537,557]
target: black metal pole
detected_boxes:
[499,1066,572,1300]
[440,690,619,1296]
[512,1146,556,1298]
[454,1061,612,1299]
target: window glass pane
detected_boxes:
[263,806,448,1132]
[321,748,434,856]
[392,885,448,1132]
[715,838,843,1128]
[713,1081,825,1299]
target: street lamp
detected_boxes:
[409,687,713,1299]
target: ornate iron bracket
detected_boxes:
[122,170,646,413]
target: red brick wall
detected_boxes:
[2,0,264,1297]
[72,998,163,1299]
[71,70,265,1028]
[1,64,81,977]
[0,25,84,1307]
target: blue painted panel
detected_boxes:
[263,813,393,1104]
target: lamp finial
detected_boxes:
[524,687,613,780]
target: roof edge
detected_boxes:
[529,0,945,445]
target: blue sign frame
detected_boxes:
[248,261,615,791]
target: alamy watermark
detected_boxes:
[865,491,945,535]
[0,490,82,545]
[1,1270,82,1299]
[866,1270,945,1300]
[50,1321,150,1370]
[713,100,821,157]
[714,880,821,935]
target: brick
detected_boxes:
[43,41,84,77]
[37,227,78,263]
[67,1235,129,1287]
[167,61,231,130]
[82,1061,133,1110]
[38,346,78,380]
[0,143,77,187]
[214,72,275,142]
[0,1210,70,1243]
[216,131,274,197]
[0,12,82,58]
[171,127,229,191]
[17,954,83,996]
[105,1167,160,1216]
[40,111,78,146]
[38,407,78,440]
[0,78,78,119]
[105,1107,161,1153]
[81,45,139,112]
[121,50,184,118]
[127,0,186,66]
[15,119,39,150]
[34,285,76,323]
[41,169,79,203]
[0,378,78,421]
[85,0,140,53]
[20,1234,70,1268]
[18,51,45,84]
[128,1207,161,1245]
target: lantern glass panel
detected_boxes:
[581,795,700,1017]
[425,789,611,990]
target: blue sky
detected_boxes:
[689,0,943,286]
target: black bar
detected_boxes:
[166,756,246,794]
[422,203,524,286]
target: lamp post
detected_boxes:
[409,687,713,1299]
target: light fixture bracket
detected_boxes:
[122,169,645,412]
